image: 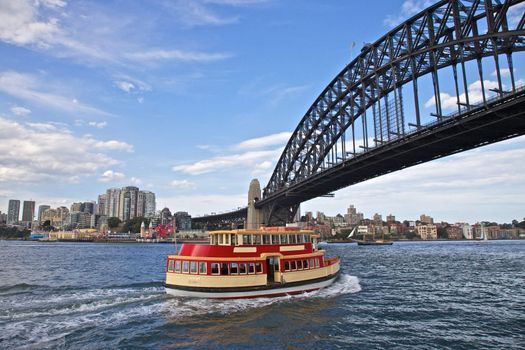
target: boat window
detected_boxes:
[315,258,320,267]
[230,262,239,274]
[211,263,219,275]
[309,258,315,268]
[290,234,297,244]
[280,234,288,244]
[243,235,250,245]
[291,261,297,270]
[190,261,197,274]
[248,263,255,274]
[231,234,236,245]
[175,260,181,272]
[182,261,189,273]
[272,235,279,244]
[218,234,223,244]
[304,234,309,243]
[168,260,175,272]
[199,262,207,274]
[297,235,304,243]
[303,259,309,269]
[220,263,229,275]
[263,235,271,245]
[255,262,263,273]
[284,261,290,271]
[297,260,303,270]
[239,263,247,274]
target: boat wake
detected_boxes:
[162,274,361,319]
[0,275,360,348]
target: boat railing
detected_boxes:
[324,257,340,266]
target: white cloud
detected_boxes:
[0,0,62,47]
[170,179,197,189]
[126,49,231,63]
[0,71,111,116]
[173,148,281,175]
[86,139,134,153]
[10,106,31,116]
[235,131,291,150]
[115,81,135,92]
[0,117,128,184]
[99,170,125,182]
[88,121,107,129]
[165,1,238,27]
[424,79,500,110]
[384,0,434,27]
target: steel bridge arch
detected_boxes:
[264,0,525,207]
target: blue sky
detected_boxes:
[0,0,524,224]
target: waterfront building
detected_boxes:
[373,213,383,226]
[446,225,463,240]
[71,202,84,212]
[42,206,70,228]
[416,224,437,240]
[22,200,36,225]
[345,205,362,225]
[160,207,172,225]
[7,200,20,225]
[97,194,107,216]
[0,211,6,224]
[142,191,156,218]
[106,188,122,218]
[83,202,95,215]
[304,211,313,223]
[174,212,192,231]
[38,205,50,222]
[420,214,434,224]
[119,186,140,221]
[386,214,396,223]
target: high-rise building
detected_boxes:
[106,188,121,218]
[7,200,20,225]
[38,205,51,222]
[70,202,83,212]
[119,186,139,221]
[141,191,156,218]
[22,200,36,224]
[97,194,107,216]
[420,214,434,224]
[83,202,95,215]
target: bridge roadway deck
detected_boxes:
[256,90,525,209]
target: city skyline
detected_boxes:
[1,1,524,223]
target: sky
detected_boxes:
[0,0,524,224]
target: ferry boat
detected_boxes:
[165,227,341,299]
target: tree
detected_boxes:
[107,217,122,229]
[122,217,148,233]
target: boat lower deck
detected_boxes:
[165,271,340,299]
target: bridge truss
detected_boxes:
[258,0,525,225]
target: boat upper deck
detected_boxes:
[171,227,321,259]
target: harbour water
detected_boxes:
[0,240,523,349]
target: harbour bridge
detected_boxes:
[193,0,525,228]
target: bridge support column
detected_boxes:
[247,179,264,229]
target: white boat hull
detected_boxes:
[165,273,339,299]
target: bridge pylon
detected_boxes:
[246,179,264,229]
